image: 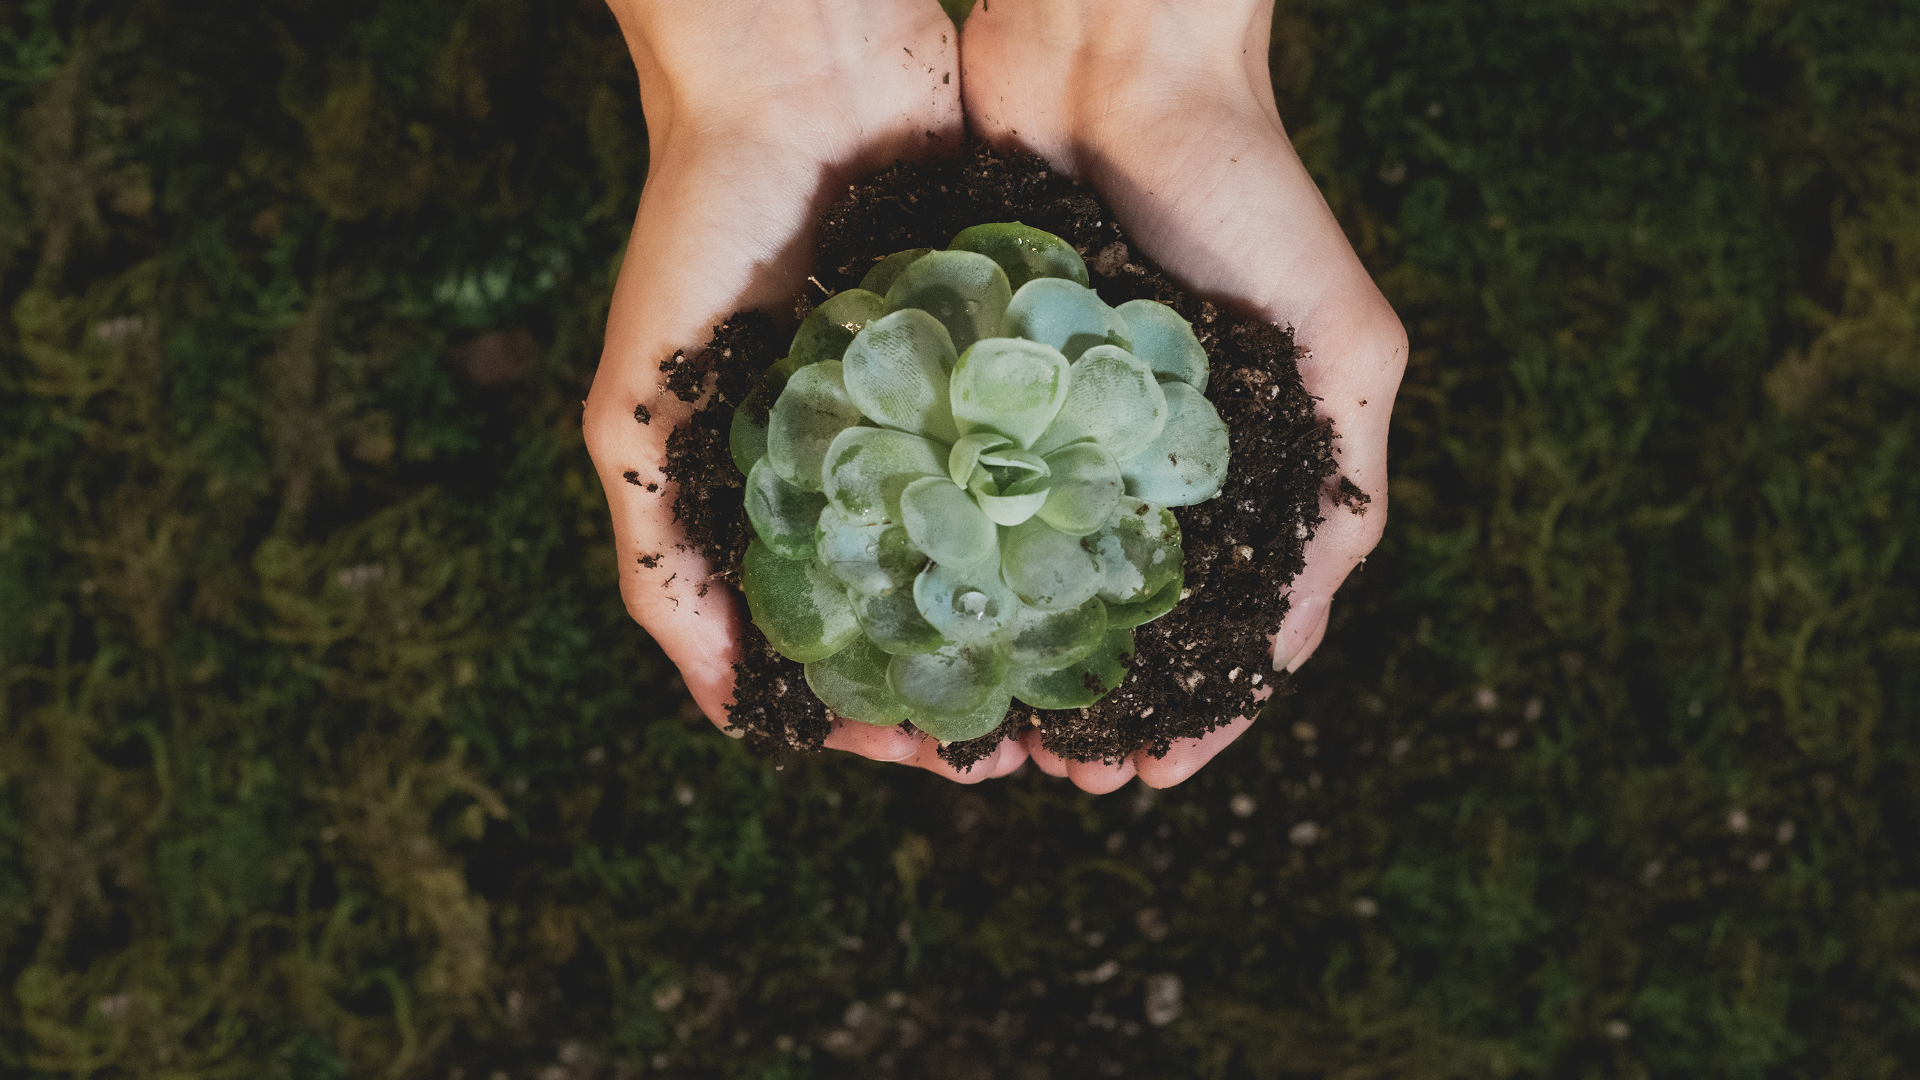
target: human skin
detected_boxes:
[583,0,1404,789]
[583,1,1027,781]
[960,0,1406,793]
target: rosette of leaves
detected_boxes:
[730,223,1229,744]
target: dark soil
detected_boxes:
[659,142,1339,769]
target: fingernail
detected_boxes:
[1286,607,1333,674]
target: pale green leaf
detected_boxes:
[1029,345,1167,459]
[745,457,827,559]
[1003,277,1131,361]
[1087,495,1182,603]
[850,587,945,655]
[911,688,1014,744]
[1115,299,1209,391]
[1000,517,1102,610]
[1120,381,1230,506]
[950,338,1070,448]
[888,642,1008,719]
[821,426,945,522]
[1101,568,1183,629]
[1004,595,1108,669]
[741,540,860,663]
[1009,627,1135,709]
[766,361,863,492]
[884,249,1011,353]
[914,559,1019,646]
[788,289,890,368]
[971,475,1051,526]
[817,510,925,594]
[841,308,959,442]
[805,638,912,725]
[728,368,783,475]
[948,431,1014,486]
[901,476,997,569]
[947,221,1089,291]
[1035,441,1123,536]
[859,248,932,296]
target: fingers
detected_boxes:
[1019,729,1138,793]
[823,717,921,762]
[827,720,1032,784]
[1134,714,1256,788]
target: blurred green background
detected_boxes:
[3,0,1916,1076]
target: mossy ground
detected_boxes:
[3,1,1917,1077]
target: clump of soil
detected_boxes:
[658,142,1339,769]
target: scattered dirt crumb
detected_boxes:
[1334,476,1371,514]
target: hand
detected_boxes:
[583,1,1028,782]
[960,0,1408,792]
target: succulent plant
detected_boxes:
[730,223,1230,743]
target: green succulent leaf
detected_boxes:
[1115,299,1209,391]
[766,361,863,492]
[948,221,1090,292]
[1088,495,1182,603]
[728,368,785,475]
[914,559,1019,645]
[1029,344,1168,460]
[911,687,1015,744]
[1101,568,1184,629]
[950,338,1071,448]
[817,510,925,594]
[805,637,912,725]
[859,247,933,296]
[1010,627,1135,709]
[841,308,959,442]
[1005,594,1108,669]
[1120,381,1230,506]
[901,476,997,569]
[970,472,1051,526]
[745,458,828,560]
[1003,277,1131,361]
[1035,441,1124,536]
[740,222,1224,720]
[821,426,946,522]
[789,289,891,368]
[884,249,1012,353]
[888,643,1008,719]
[1001,517,1102,610]
[851,587,945,655]
[948,431,1015,487]
[741,540,861,663]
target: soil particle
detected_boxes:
[663,142,1338,770]
[1335,476,1371,514]
[633,403,651,425]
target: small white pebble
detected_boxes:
[1728,809,1750,833]
[1139,707,1155,718]
[1234,545,1254,561]
[1227,667,1241,682]
[1250,673,1262,685]
[1353,897,1379,917]
[1230,793,1257,818]
[1288,821,1321,846]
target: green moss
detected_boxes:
[1,0,1916,1076]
